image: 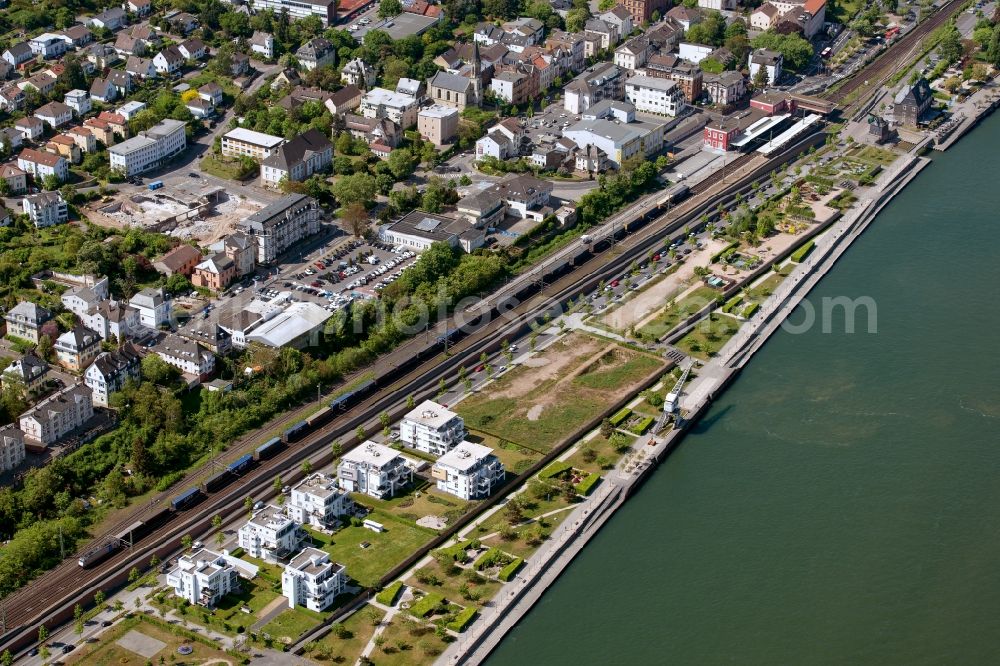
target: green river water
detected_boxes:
[486,116,1000,665]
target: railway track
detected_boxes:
[825,0,967,115]
[0,134,821,657]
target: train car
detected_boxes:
[665,183,690,204]
[78,541,118,568]
[114,520,146,545]
[142,505,173,532]
[283,421,309,443]
[306,406,334,429]
[329,379,376,411]
[171,487,203,511]
[227,453,254,475]
[254,436,284,461]
[202,470,233,494]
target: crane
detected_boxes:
[655,364,691,433]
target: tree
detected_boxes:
[750,32,813,72]
[331,172,377,207]
[244,496,254,517]
[938,23,962,63]
[406,394,415,409]
[129,566,141,582]
[378,0,403,18]
[600,417,614,439]
[95,589,106,607]
[74,604,84,635]
[752,65,770,90]
[42,174,61,191]
[332,440,343,457]
[341,202,369,239]
[301,460,312,474]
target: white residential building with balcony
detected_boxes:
[625,75,685,117]
[281,547,345,612]
[237,505,303,561]
[399,400,466,456]
[336,441,412,499]
[167,549,250,607]
[431,442,506,500]
[288,473,353,529]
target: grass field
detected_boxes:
[457,333,666,452]
[358,485,472,528]
[199,153,249,181]
[469,430,543,475]
[674,313,741,359]
[262,607,323,644]
[308,607,385,663]
[367,614,452,665]
[479,509,574,560]
[749,273,787,300]
[306,511,436,587]
[566,431,637,474]
[66,616,231,666]
[405,558,502,606]
[638,286,720,339]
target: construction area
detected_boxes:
[84,177,270,245]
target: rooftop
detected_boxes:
[435,441,496,472]
[403,400,460,429]
[342,440,403,468]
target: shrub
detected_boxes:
[632,417,655,435]
[710,241,739,263]
[574,473,601,496]
[790,240,815,263]
[722,295,743,313]
[608,407,632,427]
[497,557,524,582]
[446,606,479,632]
[436,539,475,563]
[474,547,511,571]
[376,581,403,606]
[539,461,572,480]
[742,303,760,318]
[408,592,445,618]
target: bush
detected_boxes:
[474,547,511,571]
[574,473,601,496]
[446,606,479,632]
[790,240,816,263]
[539,461,572,480]
[710,241,739,263]
[155,471,185,492]
[608,407,632,427]
[228,547,245,558]
[376,581,403,606]
[436,539,475,563]
[408,592,444,618]
[497,557,524,582]
[722,295,743,313]
[632,417,655,435]
[742,302,760,318]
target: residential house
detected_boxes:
[703,70,746,107]
[18,384,94,447]
[0,86,25,112]
[340,57,374,89]
[151,333,215,379]
[236,194,321,265]
[475,118,524,160]
[637,54,703,102]
[0,425,25,472]
[153,244,202,277]
[186,97,213,118]
[0,164,26,194]
[178,321,232,356]
[127,0,153,16]
[326,84,362,116]
[2,351,49,394]
[564,62,625,114]
[259,129,333,189]
[65,89,92,116]
[166,549,244,607]
[584,18,618,53]
[34,102,73,130]
[66,127,98,154]
[343,114,401,148]
[400,400,466,456]
[54,325,101,371]
[83,343,142,407]
[336,440,413,499]
[88,8,127,31]
[893,78,933,126]
[2,43,33,68]
[489,65,535,105]
[666,5,702,30]
[492,173,553,221]
[58,25,94,48]
[249,31,275,60]
[615,36,649,72]
[98,111,130,137]
[417,105,459,147]
[288,473,352,529]
[177,38,207,60]
[360,87,419,128]
[237,504,303,561]
[168,12,199,34]
[295,38,335,71]
[625,75,685,116]
[224,232,256,277]
[84,117,116,145]
[749,48,783,86]
[129,287,171,328]
[46,135,82,164]
[230,53,250,76]
[751,3,782,30]
[457,187,506,228]
[105,69,134,96]
[617,0,669,23]
[125,55,157,79]
[87,42,121,69]
[191,253,236,291]
[29,33,68,60]
[18,150,70,183]
[153,46,184,75]
[89,77,118,103]
[271,68,302,90]
[5,301,52,343]
[14,117,44,141]
[19,72,58,96]
[281,548,345,612]
[432,441,506,500]
[198,82,224,107]
[599,5,634,41]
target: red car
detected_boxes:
[610,279,620,288]
[474,365,484,372]
[653,253,661,261]
[311,281,321,287]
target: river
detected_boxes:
[486,117,1000,665]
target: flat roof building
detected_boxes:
[399,400,466,456]
[337,440,412,499]
[432,441,506,500]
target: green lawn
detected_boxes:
[305,512,436,587]
[748,273,787,301]
[356,486,472,528]
[566,431,637,474]
[476,484,579,536]
[405,558,502,606]
[850,145,898,167]
[457,334,666,452]
[479,509,574,560]
[66,616,231,666]
[368,614,452,665]
[199,153,250,181]
[151,574,279,636]
[638,286,720,339]
[674,313,742,360]
[262,607,323,644]
[469,430,543,475]
[308,606,385,663]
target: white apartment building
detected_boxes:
[237,194,321,265]
[625,76,685,117]
[129,287,171,328]
[221,128,285,160]
[18,384,94,446]
[166,549,243,607]
[249,0,336,25]
[83,344,141,407]
[564,62,625,114]
[108,118,186,177]
[237,504,303,561]
[22,192,69,228]
[65,89,92,116]
[17,149,70,183]
[281,548,346,612]
[432,441,506,500]
[399,400,466,456]
[0,424,25,472]
[360,88,419,130]
[288,473,353,529]
[151,333,215,379]
[336,440,413,499]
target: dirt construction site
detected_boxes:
[84,176,270,245]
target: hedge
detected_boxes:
[498,557,524,582]
[742,302,760,318]
[710,241,739,263]
[722,295,743,313]
[447,606,479,632]
[609,407,632,427]
[437,539,477,562]
[539,461,573,480]
[409,592,445,618]
[474,547,509,571]
[574,473,601,496]
[790,240,815,263]
[376,580,403,606]
[632,416,655,435]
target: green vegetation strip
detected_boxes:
[631,416,655,435]
[574,473,601,496]
[447,606,480,632]
[742,303,760,318]
[609,407,632,427]
[791,240,816,263]
[376,581,404,606]
[437,539,476,562]
[409,592,445,618]
[539,461,573,480]
[711,241,740,263]
[722,295,744,313]
[498,557,524,582]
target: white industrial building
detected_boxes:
[108,118,186,177]
[336,440,413,499]
[288,473,353,529]
[246,301,331,349]
[399,400,466,456]
[248,0,336,25]
[281,547,346,612]
[237,504,303,561]
[431,441,506,500]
